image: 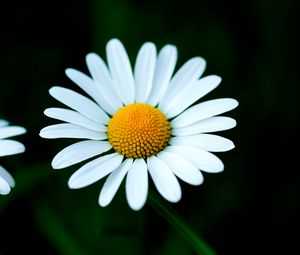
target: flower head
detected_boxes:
[40,39,238,210]
[0,119,26,195]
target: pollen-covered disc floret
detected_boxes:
[108,103,170,158]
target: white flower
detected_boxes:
[0,119,26,195]
[40,39,238,210]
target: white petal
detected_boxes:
[65,68,116,115]
[85,54,123,113]
[0,140,25,157]
[134,42,156,103]
[146,45,177,106]
[44,108,107,132]
[0,120,9,127]
[0,176,11,195]
[159,57,206,111]
[171,98,239,128]
[106,39,135,104]
[126,158,148,211]
[0,126,26,139]
[52,141,112,169]
[166,145,224,173]
[49,86,109,124]
[68,153,123,189]
[172,117,237,136]
[169,134,235,152]
[157,151,203,186]
[39,124,107,140]
[0,165,15,187]
[147,155,181,203]
[99,158,133,207]
[164,75,221,118]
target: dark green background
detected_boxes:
[0,0,299,254]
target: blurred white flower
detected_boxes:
[40,39,238,210]
[0,119,26,195]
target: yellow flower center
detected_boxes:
[108,103,171,158]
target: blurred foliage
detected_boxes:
[0,0,299,254]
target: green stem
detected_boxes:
[148,190,217,255]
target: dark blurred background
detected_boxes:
[0,0,299,254]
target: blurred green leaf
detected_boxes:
[41,177,144,254]
[34,199,87,255]
[0,162,51,211]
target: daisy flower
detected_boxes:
[40,39,238,210]
[0,119,26,195]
